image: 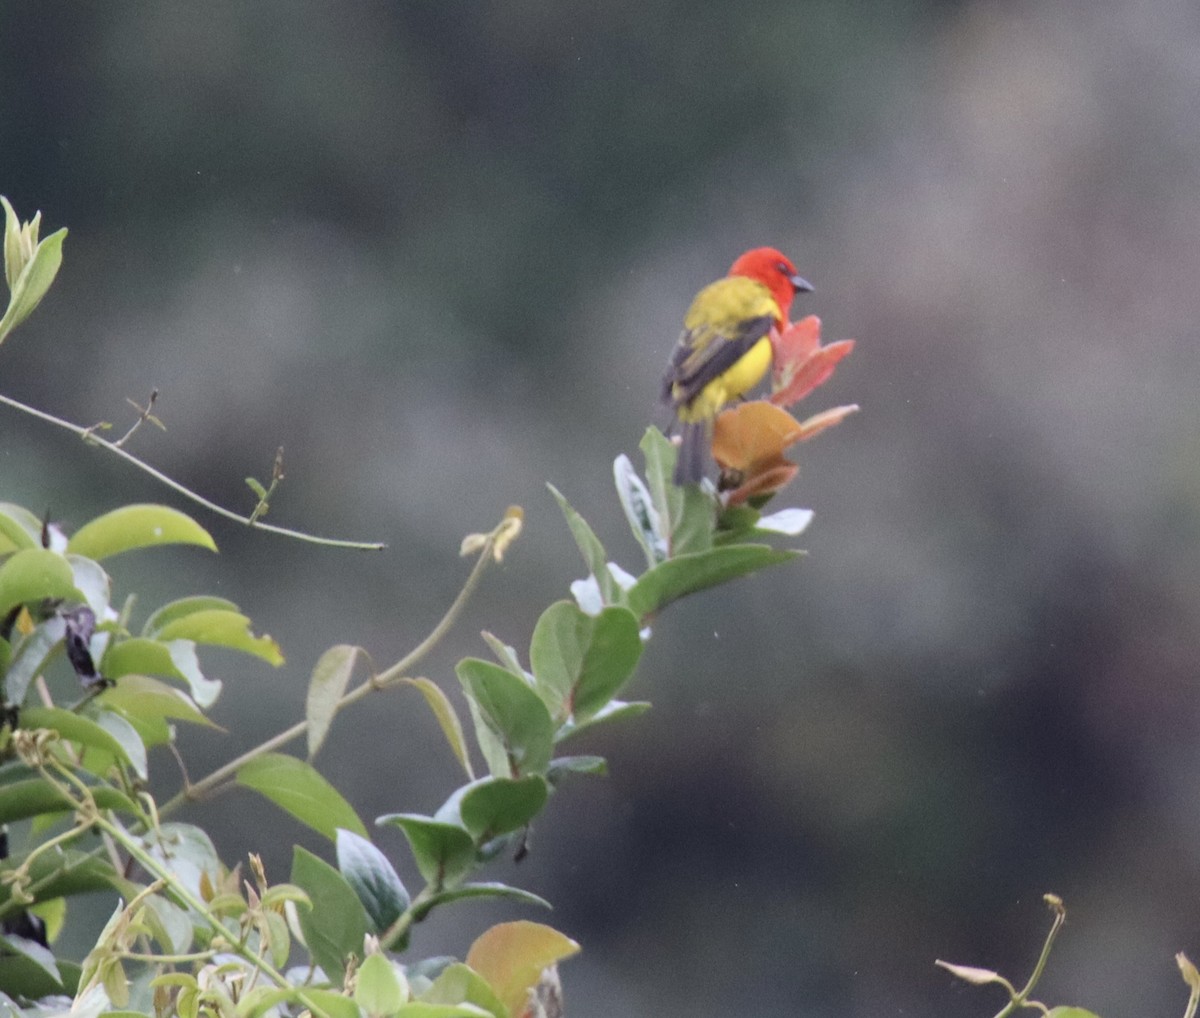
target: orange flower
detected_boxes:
[768,315,855,408]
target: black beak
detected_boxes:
[790,273,814,294]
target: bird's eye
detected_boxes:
[777,261,789,274]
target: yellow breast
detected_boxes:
[677,335,774,423]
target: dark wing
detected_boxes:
[662,313,774,409]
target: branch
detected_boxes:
[157,509,517,813]
[0,391,385,550]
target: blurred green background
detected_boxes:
[5,1,1200,1014]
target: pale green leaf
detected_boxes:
[306,644,362,759]
[66,504,216,561]
[0,548,82,616]
[403,677,474,779]
[150,608,283,666]
[141,595,241,637]
[238,752,367,840]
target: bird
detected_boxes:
[662,247,813,485]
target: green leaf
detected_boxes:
[714,504,761,543]
[546,484,617,604]
[234,987,297,1018]
[555,699,651,743]
[29,896,66,946]
[306,644,363,759]
[141,595,242,637]
[635,428,717,557]
[143,893,194,955]
[66,504,216,561]
[0,548,82,616]
[98,674,218,748]
[152,609,283,666]
[0,950,65,1000]
[237,753,367,840]
[639,427,683,540]
[457,776,548,841]
[290,847,371,982]
[355,952,408,1015]
[626,545,801,619]
[295,989,364,1018]
[479,631,528,678]
[336,828,410,933]
[1046,1010,1103,1018]
[464,695,513,780]
[456,659,554,778]
[0,503,39,552]
[0,847,126,911]
[613,453,666,566]
[0,226,66,342]
[101,637,222,708]
[376,814,475,890]
[421,882,551,914]
[2,195,24,291]
[137,823,219,900]
[394,1004,493,1018]
[424,963,506,1018]
[4,615,67,707]
[0,931,61,986]
[19,706,132,768]
[66,554,112,617]
[0,777,136,824]
[529,601,643,723]
[670,483,716,557]
[402,677,474,780]
[85,708,147,780]
[546,755,608,785]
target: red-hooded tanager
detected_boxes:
[662,247,813,485]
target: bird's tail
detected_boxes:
[673,421,709,486]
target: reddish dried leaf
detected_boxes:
[770,314,822,363]
[770,338,856,408]
[722,462,799,507]
[793,403,860,442]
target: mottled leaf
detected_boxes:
[336,828,410,933]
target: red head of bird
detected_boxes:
[727,247,813,324]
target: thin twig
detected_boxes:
[0,391,385,550]
[114,389,166,448]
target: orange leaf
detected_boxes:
[712,401,804,472]
[722,462,799,507]
[793,403,860,442]
[771,338,855,408]
[466,921,580,1017]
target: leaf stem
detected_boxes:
[158,520,504,814]
[377,884,436,953]
[0,391,385,550]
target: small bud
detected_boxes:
[935,960,1006,986]
[460,505,524,562]
[0,195,67,346]
[491,505,524,562]
[1177,951,1200,992]
[248,853,268,892]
